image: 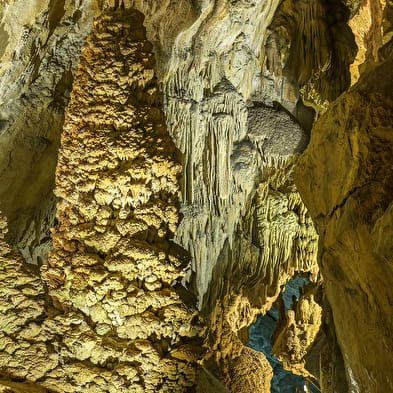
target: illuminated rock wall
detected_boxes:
[0,0,392,392]
[295,57,393,393]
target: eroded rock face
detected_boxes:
[0,0,99,264]
[295,58,393,392]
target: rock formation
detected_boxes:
[0,0,392,392]
[0,8,203,393]
[272,282,322,378]
[295,57,393,392]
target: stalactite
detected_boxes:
[0,1,331,391]
[268,0,356,112]
[200,155,320,390]
[284,0,330,87]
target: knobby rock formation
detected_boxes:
[0,8,203,393]
[0,0,392,392]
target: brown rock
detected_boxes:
[225,346,273,393]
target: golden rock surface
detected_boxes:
[0,0,392,392]
[295,58,393,393]
[0,9,203,393]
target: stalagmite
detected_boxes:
[272,282,322,377]
[0,8,203,393]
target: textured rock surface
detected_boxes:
[197,157,320,390]
[0,0,98,264]
[122,0,323,387]
[295,57,393,392]
[0,214,48,387]
[43,9,202,392]
[225,346,273,393]
[0,9,203,393]
[0,0,323,390]
[248,277,309,393]
[267,0,357,112]
[1,0,393,392]
[272,282,322,377]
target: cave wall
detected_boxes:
[0,0,98,264]
[0,0,392,392]
[295,57,393,392]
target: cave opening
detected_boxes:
[248,276,321,393]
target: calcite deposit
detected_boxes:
[0,214,48,388]
[225,346,273,393]
[0,8,203,393]
[0,0,392,392]
[43,8,202,392]
[272,282,322,377]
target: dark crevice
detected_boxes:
[327,183,369,219]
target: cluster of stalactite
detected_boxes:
[2,1,392,392]
[200,158,321,392]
